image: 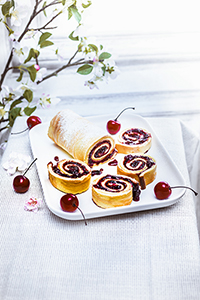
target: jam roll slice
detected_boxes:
[117,154,157,189]
[47,158,91,194]
[116,128,152,154]
[92,174,141,209]
[48,109,116,167]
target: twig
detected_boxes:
[28,26,58,31]
[17,1,39,42]
[35,0,62,17]
[36,52,92,84]
[0,118,9,123]
[0,50,14,91]
[0,125,9,132]
[18,1,63,42]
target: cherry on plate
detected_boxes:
[154,181,198,200]
[106,107,135,135]
[60,194,87,225]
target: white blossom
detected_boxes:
[13,41,29,63]
[36,68,47,82]
[39,93,61,108]
[93,62,104,78]
[84,80,99,90]
[0,84,22,100]
[10,4,28,27]
[104,58,120,80]
[2,152,31,175]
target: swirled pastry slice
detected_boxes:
[116,128,152,154]
[48,109,116,167]
[47,158,91,194]
[117,154,157,189]
[92,174,140,209]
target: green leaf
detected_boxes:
[16,70,24,82]
[68,7,73,20]
[77,64,93,75]
[82,1,92,9]
[40,40,54,48]
[70,5,81,23]
[101,65,106,76]
[9,107,21,127]
[68,31,79,41]
[23,89,33,102]
[42,1,47,17]
[88,44,98,53]
[99,52,112,60]
[10,99,23,110]
[26,65,37,82]
[38,32,52,45]
[3,21,14,35]
[24,106,36,116]
[24,48,40,64]
[78,42,83,52]
[1,1,13,17]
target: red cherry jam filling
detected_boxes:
[94,145,108,158]
[88,140,116,167]
[93,174,140,201]
[91,168,104,176]
[124,154,155,171]
[108,159,118,166]
[122,128,151,145]
[52,161,90,178]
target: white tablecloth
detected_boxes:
[1,109,200,300]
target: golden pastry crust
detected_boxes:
[92,174,140,208]
[116,128,152,154]
[117,154,157,189]
[48,109,116,167]
[47,158,91,194]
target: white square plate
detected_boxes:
[29,113,185,221]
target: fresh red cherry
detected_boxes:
[154,182,172,199]
[60,194,87,225]
[13,175,30,193]
[13,158,37,193]
[107,119,121,135]
[154,181,198,200]
[11,116,42,135]
[106,107,135,135]
[27,116,42,129]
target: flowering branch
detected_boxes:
[0,0,120,134]
[37,50,91,84]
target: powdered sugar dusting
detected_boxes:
[54,109,113,157]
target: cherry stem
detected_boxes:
[11,128,29,135]
[73,204,87,226]
[170,186,198,196]
[114,107,135,121]
[23,158,38,176]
